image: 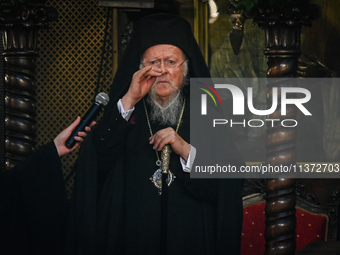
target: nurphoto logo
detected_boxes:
[197,82,223,115]
[198,82,312,128]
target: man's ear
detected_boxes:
[183,60,189,77]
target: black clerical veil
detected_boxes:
[67,13,244,255]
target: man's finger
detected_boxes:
[142,67,162,78]
[137,65,152,76]
[153,133,171,151]
[138,66,161,79]
[156,138,171,151]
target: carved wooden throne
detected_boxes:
[241,181,339,255]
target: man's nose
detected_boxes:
[159,61,168,73]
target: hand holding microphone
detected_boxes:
[54,116,96,156]
[64,92,110,149]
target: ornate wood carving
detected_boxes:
[0,31,4,172]
[250,1,320,254]
[0,3,58,170]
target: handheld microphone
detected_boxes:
[65,92,110,149]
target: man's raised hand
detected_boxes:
[121,66,162,110]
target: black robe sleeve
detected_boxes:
[0,142,68,255]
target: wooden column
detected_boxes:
[0,30,4,172]
[251,1,320,254]
[0,2,58,170]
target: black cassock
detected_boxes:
[64,96,244,254]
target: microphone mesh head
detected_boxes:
[95,92,110,106]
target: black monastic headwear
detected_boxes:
[108,13,210,106]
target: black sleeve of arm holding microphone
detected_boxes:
[1,142,67,254]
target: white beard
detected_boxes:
[147,91,184,126]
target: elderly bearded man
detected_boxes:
[65,13,245,255]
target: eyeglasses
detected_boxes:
[143,58,187,69]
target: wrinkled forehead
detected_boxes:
[142,44,185,60]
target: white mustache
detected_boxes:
[153,76,172,86]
